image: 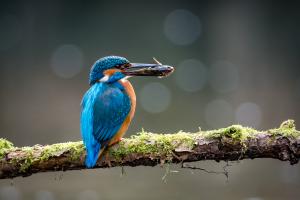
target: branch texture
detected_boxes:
[1,120,300,179]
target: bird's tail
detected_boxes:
[85,142,101,168]
[81,83,107,168]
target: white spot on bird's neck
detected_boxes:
[121,76,131,82]
[99,75,109,82]
[99,75,130,83]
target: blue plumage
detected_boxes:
[89,56,129,85]
[81,81,131,168]
[80,55,174,168]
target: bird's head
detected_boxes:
[89,56,174,85]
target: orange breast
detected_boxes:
[109,79,136,145]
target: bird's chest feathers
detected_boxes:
[118,79,136,120]
[107,79,136,145]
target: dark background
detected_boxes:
[1,0,300,199]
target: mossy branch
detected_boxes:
[1,120,300,179]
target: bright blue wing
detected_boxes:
[80,83,131,168]
[92,83,131,142]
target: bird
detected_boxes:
[80,56,174,168]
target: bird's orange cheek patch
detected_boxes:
[104,69,121,76]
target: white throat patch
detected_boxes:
[99,75,109,82]
[99,75,131,83]
[121,76,131,82]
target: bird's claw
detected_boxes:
[104,152,112,167]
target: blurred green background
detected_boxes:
[1,0,300,199]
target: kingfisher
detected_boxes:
[80,56,174,168]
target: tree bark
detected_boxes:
[0,120,299,179]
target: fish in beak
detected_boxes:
[123,58,174,77]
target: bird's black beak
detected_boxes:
[123,60,174,77]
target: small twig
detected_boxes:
[120,166,126,177]
[161,162,179,183]
[153,57,162,65]
[182,163,226,176]
[222,161,232,181]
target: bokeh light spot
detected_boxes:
[0,15,22,51]
[0,187,21,200]
[35,190,55,200]
[175,59,207,92]
[51,44,84,79]
[244,198,264,200]
[209,61,239,93]
[235,102,262,128]
[205,99,233,128]
[164,9,201,45]
[140,82,171,113]
[78,190,99,200]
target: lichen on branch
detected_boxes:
[0,119,299,179]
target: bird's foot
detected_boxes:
[80,152,86,164]
[104,151,112,167]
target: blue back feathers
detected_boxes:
[81,81,131,168]
[89,56,129,85]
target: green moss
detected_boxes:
[19,146,34,172]
[280,119,296,129]
[202,125,258,141]
[0,138,14,158]
[9,142,84,173]
[110,124,262,160]
[6,146,35,172]
[40,141,84,161]
[111,130,195,159]
[111,124,267,159]
[269,119,300,138]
